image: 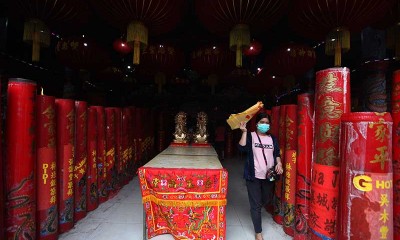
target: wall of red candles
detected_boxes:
[0,75,157,238]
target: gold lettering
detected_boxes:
[318,73,343,93]
[353,175,372,192]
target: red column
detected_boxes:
[283,104,297,236]
[294,93,314,240]
[105,108,117,198]
[93,106,108,203]
[55,99,75,233]
[86,107,98,211]
[74,101,87,222]
[36,95,58,240]
[393,70,400,239]
[6,78,36,239]
[274,105,286,224]
[309,67,350,239]
[338,112,393,240]
[113,108,122,189]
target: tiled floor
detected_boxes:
[59,156,291,240]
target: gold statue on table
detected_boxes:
[173,111,188,143]
[194,112,209,144]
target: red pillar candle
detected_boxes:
[55,99,75,233]
[105,108,117,197]
[309,67,350,239]
[337,112,393,240]
[294,93,314,240]
[74,101,87,222]
[86,107,98,211]
[274,105,287,224]
[121,108,129,185]
[6,78,37,239]
[36,95,58,240]
[113,108,122,189]
[393,70,400,238]
[93,106,108,203]
[283,104,297,236]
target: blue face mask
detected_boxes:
[257,123,270,133]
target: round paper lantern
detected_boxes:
[289,0,395,66]
[196,0,289,67]
[243,40,263,57]
[113,39,132,55]
[91,0,185,65]
[55,37,111,71]
[265,42,316,76]
[191,45,235,76]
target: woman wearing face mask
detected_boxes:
[238,112,283,240]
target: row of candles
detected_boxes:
[3,78,155,239]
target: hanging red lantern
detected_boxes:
[55,37,111,71]
[289,0,395,66]
[113,39,132,55]
[191,45,235,76]
[196,0,288,67]
[91,0,185,65]
[265,42,316,77]
[243,40,263,57]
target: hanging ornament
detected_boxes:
[229,24,250,67]
[127,21,148,65]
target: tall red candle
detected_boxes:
[309,67,350,239]
[74,101,87,222]
[294,93,314,240]
[338,112,393,240]
[93,106,108,203]
[6,78,37,239]
[55,99,75,233]
[393,70,400,239]
[113,108,122,189]
[105,107,117,197]
[283,104,297,236]
[274,105,286,224]
[36,95,58,240]
[86,107,98,211]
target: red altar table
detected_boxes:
[138,145,228,239]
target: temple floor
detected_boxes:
[59,155,290,240]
